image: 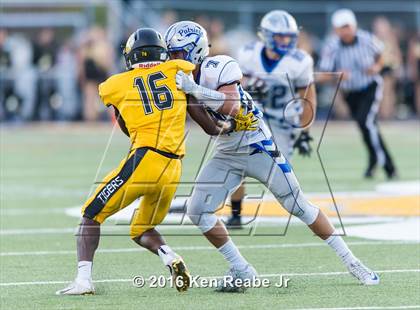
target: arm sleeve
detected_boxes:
[295,56,314,88]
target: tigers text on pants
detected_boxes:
[81,147,182,238]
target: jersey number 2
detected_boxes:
[134,71,174,115]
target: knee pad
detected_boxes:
[187,194,218,233]
[280,188,319,225]
[187,212,218,233]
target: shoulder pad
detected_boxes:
[202,55,234,69]
[200,55,242,89]
[287,49,309,62]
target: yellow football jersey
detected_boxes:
[99,59,195,156]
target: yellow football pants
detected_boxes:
[81,147,181,238]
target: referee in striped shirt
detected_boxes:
[318,9,397,179]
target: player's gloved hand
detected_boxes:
[231,106,259,132]
[293,131,313,157]
[244,77,270,101]
[175,70,198,94]
[219,107,259,134]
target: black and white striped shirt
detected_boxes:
[318,29,384,91]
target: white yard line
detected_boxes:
[1,241,417,257]
[288,306,420,310]
[259,269,420,277]
[0,215,414,235]
[0,269,419,287]
[0,208,67,215]
[0,228,77,235]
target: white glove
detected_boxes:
[175,71,198,94]
[175,70,226,110]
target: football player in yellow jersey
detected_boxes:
[56,28,258,296]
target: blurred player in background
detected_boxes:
[79,27,114,121]
[227,10,317,228]
[407,32,420,114]
[318,9,397,179]
[166,20,379,293]
[0,30,37,121]
[372,16,403,119]
[56,27,253,295]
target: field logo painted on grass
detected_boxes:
[62,181,420,241]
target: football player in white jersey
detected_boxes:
[165,20,379,292]
[227,10,317,228]
[241,10,316,158]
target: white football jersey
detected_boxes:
[238,41,314,129]
[196,55,272,151]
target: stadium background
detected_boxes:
[0,0,419,309]
[1,0,419,121]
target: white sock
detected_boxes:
[218,239,248,270]
[325,234,357,266]
[158,245,178,266]
[77,261,92,281]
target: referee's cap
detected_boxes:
[332,9,357,28]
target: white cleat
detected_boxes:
[216,264,258,293]
[55,278,95,295]
[348,260,380,285]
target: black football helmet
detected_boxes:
[122,28,168,69]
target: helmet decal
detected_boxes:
[164,21,209,65]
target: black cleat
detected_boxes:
[225,216,243,229]
[364,166,376,179]
[385,169,398,180]
[169,258,191,292]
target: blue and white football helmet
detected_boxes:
[258,10,299,56]
[164,21,209,65]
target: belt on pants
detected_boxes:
[136,146,183,159]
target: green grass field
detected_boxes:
[1,121,419,310]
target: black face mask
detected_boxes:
[124,47,168,69]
